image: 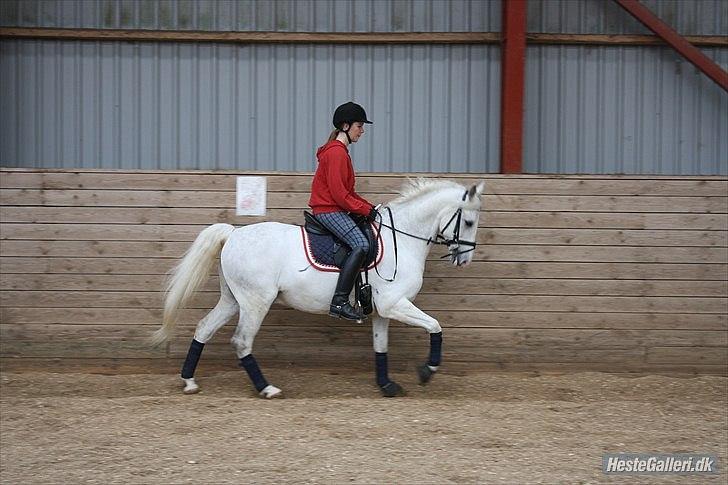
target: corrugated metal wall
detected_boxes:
[0,40,500,172]
[1,0,727,174]
[530,0,727,35]
[525,45,728,174]
[0,0,501,32]
[2,0,726,35]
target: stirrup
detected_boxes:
[329,302,364,323]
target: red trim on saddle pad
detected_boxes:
[300,224,384,273]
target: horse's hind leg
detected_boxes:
[180,269,239,394]
[231,295,281,399]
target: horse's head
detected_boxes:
[437,181,485,267]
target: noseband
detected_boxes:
[374,190,478,282]
[434,205,477,259]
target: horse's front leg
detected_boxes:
[379,298,443,385]
[372,315,404,397]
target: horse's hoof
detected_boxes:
[417,364,438,385]
[259,385,283,399]
[182,378,200,394]
[380,381,404,397]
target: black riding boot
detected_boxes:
[329,247,367,321]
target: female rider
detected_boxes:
[308,102,378,321]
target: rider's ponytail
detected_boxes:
[326,129,339,144]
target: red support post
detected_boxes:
[500,0,527,174]
[614,0,728,92]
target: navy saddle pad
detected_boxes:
[302,211,380,271]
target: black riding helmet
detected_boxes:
[333,102,372,143]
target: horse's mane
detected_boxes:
[390,178,464,205]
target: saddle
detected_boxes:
[302,211,381,270]
[301,211,383,316]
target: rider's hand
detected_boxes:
[368,205,380,221]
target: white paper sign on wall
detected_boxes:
[236,176,267,216]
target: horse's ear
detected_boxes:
[468,181,485,200]
[476,180,485,196]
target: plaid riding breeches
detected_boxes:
[314,211,370,252]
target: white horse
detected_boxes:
[151,178,485,398]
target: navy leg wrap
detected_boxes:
[239,355,269,392]
[180,339,205,379]
[375,352,390,387]
[428,332,443,367]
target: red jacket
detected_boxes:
[308,140,373,216]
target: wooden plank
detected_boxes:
[1,188,243,208]
[0,337,650,365]
[0,254,725,276]
[0,240,196,257]
[0,217,721,249]
[3,327,724,362]
[0,358,189,375]
[5,324,725,348]
[4,189,726,213]
[647,347,728,365]
[0,223,206,241]
[415,294,728,314]
[1,230,726,262]
[183,330,728,355]
[2,290,725,313]
[0,307,170,325]
[526,33,728,47]
[2,257,725,280]
[184,343,722,367]
[10,27,728,47]
[0,189,320,209]
[2,307,725,330]
[167,340,649,364]
[2,171,726,196]
[2,216,727,247]
[0,356,383,374]
[0,340,166,359]
[481,195,728,213]
[2,357,725,376]
[0,169,728,197]
[0,207,727,233]
[3,168,723,178]
[377,260,726,280]
[3,232,725,258]
[0,324,160,340]
[3,274,727,298]
[481,213,728,230]
[470,246,728,263]
[1,27,726,47]
[0,28,503,44]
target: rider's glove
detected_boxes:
[368,205,380,221]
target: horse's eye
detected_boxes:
[464,220,474,228]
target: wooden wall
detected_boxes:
[1,169,726,375]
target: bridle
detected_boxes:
[373,190,478,282]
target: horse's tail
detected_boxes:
[150,223,235,346]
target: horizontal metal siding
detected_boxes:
[0,0,501,32]
[2,0,726,35]
[0,39,501,172]
[528,0,728,36]
[524,45,728,174]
